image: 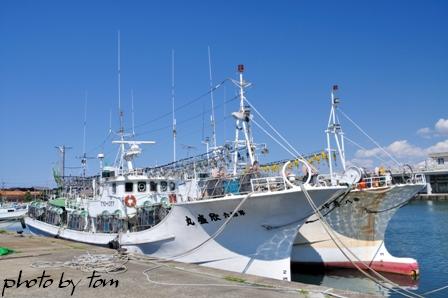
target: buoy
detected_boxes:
[169,193,177,204]
[124,195,137,208]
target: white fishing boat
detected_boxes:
[291,86,426,276]
[26,66,347,281]
[0,203,28,222]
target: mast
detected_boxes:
[171,49,177,163]
[326,85,346,185]
[116,30,125,169]
[81,91,88,176]
[208,46,217,149]
[131,89,135,136]
[231,64,255,175]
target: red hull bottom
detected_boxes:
[293,261,419,276]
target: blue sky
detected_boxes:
[1,0,447,187]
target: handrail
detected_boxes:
[355,175,392,189]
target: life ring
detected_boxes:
[124,195,137,208]
[169,194,177,204]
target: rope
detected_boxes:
[364,200,410,214]
[31,251,128,274]
[338,109,402,167]
[422,284,448,295]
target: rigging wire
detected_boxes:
[85,79,230,154]
[338,109,402,168]
[134,94,239,138]
[251,119,298,160]
[244,97,317,172]
[343,135,390,165]
[134,79,229,129]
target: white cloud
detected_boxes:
[354,147,382,158]
[352,139,448,168]
[347,158,374,168]
[387,140,426,158]
[427,139,448,153]
[435,119,448,135]
[355,140,425,160]
[417,118,448,138]
[417,127,432,138]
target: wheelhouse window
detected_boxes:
[160,181,168,192]
[438,157,445,165]
[102,171,115,178]
[169,181,176,191]
[112,183,117,194]
[149,181,157,192]
[125,182,134,192]
[137,181,147,192]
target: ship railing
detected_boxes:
[197,173,259,199]
[413,173,426,184]
[356,175,393,189]
[250,176,287,193]
[122,168,146,176]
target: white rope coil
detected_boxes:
[31,252,128,274]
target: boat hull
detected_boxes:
[291,184,424,276]
[25,217,118,245]
[26,186,343,281]
[0,208,27,221]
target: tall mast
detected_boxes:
[232,64,255,175]
[118,30,124,136]
[131,89,135,136]
[117,30,125,169]
[326,85,346,185]
[171,49,177,163]
[208,46,217,149]
[108,109,112,134]
[81,91,88,176]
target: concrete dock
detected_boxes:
[0,232,377,298]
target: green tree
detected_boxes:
[23,191,32,202]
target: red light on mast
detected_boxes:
[238,64,244,73]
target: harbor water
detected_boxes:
[4,200,447,297]
[292,200,448,297]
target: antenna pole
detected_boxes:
[118,30,123,135]
[171,49,177,163]
[208,46,217,149]
[131,89,135,136]
[117,30,125,170]
[108,109,112,134]
[82,91,88,176]
[223,85,227,143]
